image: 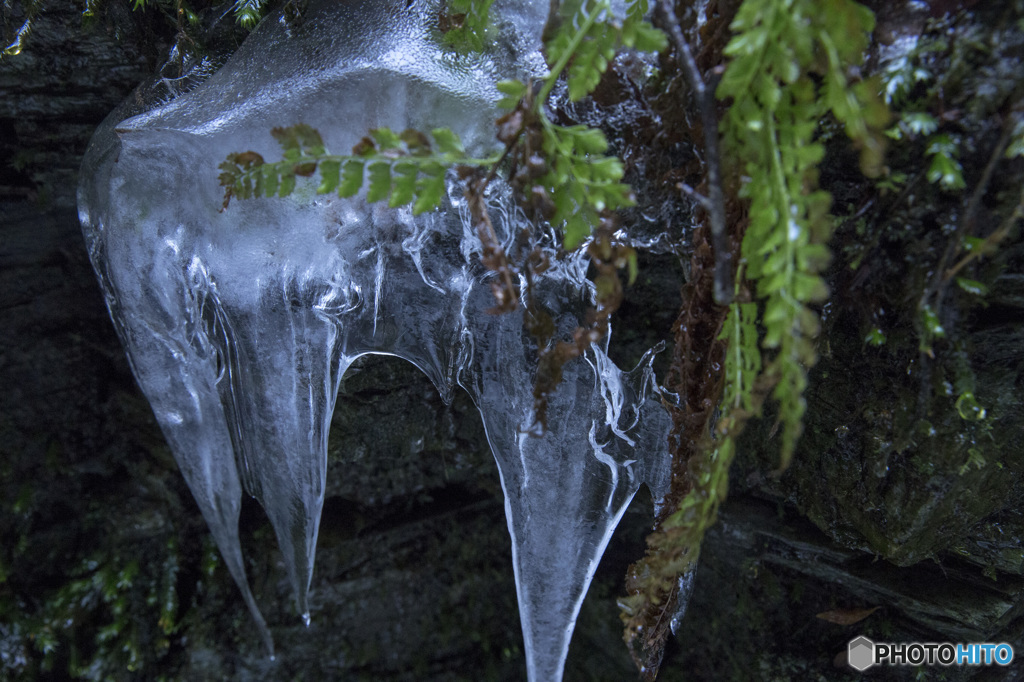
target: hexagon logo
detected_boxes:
[848,636,875,671]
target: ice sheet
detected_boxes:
[78,1,672,678]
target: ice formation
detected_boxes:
[77,1,672,679]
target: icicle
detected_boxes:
[79,129,276,656]
[460,288,671,681]
[77,1,673,679]
[670,570,697,636]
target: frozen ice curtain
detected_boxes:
[77,1,672,680]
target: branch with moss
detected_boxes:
[620,0,888,676]
[657,0,731,305]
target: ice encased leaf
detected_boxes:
[78,1,671,679]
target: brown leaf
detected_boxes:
[352,136,376,156]
[816,606,880,626]
[230,151,264,168]
[292,162,317,178]
[437,11,465,32]
[496,109,524,145]
[400,128,431,156]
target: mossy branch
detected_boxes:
[620,0,889,675]
[657,0,732,305]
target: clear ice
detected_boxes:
[77,1,672,679]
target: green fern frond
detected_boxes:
[217,124,498,213]
[516,0,662,247]
[536,121,635,248]
[716,0,886,466]
[233,0,265,29]
[543,0,665,103]
[721,301,761,415]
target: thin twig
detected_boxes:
[945,183,1024,282]
[483,123,524,189]
[467,176,518,312]
[659,0,732,305]
[929,118,1014,304]
[913,117,1016,417]
[677,182,711,209]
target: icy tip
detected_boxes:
[302,611,311,628]
[254,616,275,660]
[262,634,275,660]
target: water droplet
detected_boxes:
[788,219,801,241]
